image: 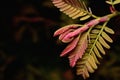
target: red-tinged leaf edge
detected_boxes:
[54,24,80,37]
[60,35,80,57]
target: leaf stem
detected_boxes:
[110,0,115,10]
[88,21,109,55]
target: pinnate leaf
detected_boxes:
[80,15,91,21]
[68,32,88,67]
[96,41,105,55]
[54,24,80,37]
[104,27,114,34]
[52,0,92,20]
[101,32,113,43]
[99,36,110,49]
[60,35,80,56]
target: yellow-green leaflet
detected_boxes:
[113,0,120,5]
[99,36,110,49]
[105,1,113,5]
[52,0,92,21]
[101,32,113,43]
[80,15,91,21]
[72,12,85,19]
[91,51,100,64]
[96,41,105,55]
[93,46,102,58]
[88,55,97,69]
[85,61,94,73]
[60,5,71,11]
[104,27,115,34]
[83,67,90,79]
[106,0,120,5]
[91,29,100,34]
[90,34,97,39]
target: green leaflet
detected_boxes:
[77,55,94,75]
[52,0,92,20]
[64,7,76,14]
[77,54,98,79]
[113,0,120,5]
[99,36,110,49]
[76,24,114,79]
[68,9,81,17]
[72,12,85,19]
[85,60,94,73]
[91,29,100,34]
[93,46,102,58]
[90,34,97,39]
[96,41,105,55]
[60,3,91,20]
[83,67,90,79]
[106,1,113,5]
[90,39,95,43]
[77,66,90,79]
[88,55,97,69]
[91,51,100,64]
[80,15,91,21]
[95,25,102,29]
[60,5,71,11]
[104,27,115,34]
[101,32,113,43]
[106,0,120,5]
